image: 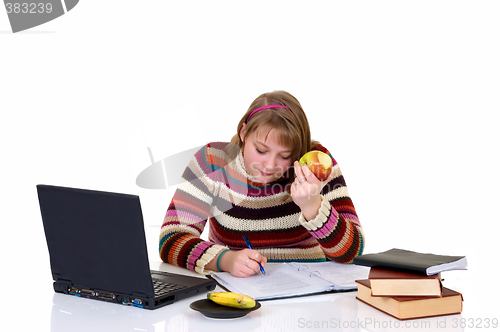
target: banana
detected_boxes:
[207,292,256,309]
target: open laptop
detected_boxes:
[37,184,216,310]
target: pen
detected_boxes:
[242,235,266,275]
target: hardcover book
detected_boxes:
[353,248,467,276]
[355,279,463,320]
[368,268,443,297]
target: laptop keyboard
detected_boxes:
[152,279,187,297]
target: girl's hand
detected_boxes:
[219,249,267,278]
[291,161,334,221]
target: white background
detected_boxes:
[1,1,499,328]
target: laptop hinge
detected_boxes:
[53,273,72,284]
[52,273,72,294]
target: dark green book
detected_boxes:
[353,248,467,276]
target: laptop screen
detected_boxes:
[37,185,155,297]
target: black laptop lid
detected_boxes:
[37,185,155,297]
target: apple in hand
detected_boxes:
[298,151,333,181]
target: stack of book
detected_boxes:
[353,248,467,320]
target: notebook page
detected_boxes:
[211,263,334,300]
[290,262,370,289]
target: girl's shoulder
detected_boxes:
[203,141,232,151]
[197,141,239,167]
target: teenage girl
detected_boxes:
[159,90,364,277]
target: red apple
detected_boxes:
[298,151,333,181]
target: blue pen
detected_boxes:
[242,235,266,275]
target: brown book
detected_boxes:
[369,268,442,297]
[356,279,463,320]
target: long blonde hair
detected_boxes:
[229,90,318,169]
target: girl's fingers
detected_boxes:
[294,161,305,181]
[301,163,317,183]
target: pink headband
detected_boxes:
[246,104,291,122]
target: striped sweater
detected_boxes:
[159,142,364,275]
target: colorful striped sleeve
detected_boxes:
[159,144,227,274]
[298,145,364,263]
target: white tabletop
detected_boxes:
[3,223,496,332]
[22,260,486,332]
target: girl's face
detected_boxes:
[240,125,293,183]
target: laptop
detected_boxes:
[37,184,216,310]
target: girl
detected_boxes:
[159,91,364,277]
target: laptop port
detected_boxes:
[119,296,131,305]
[131,298,145,308]
[80,289,95,297]
[95,291,116,300]
[68,287,80,296]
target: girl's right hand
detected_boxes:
[220,249,267,278]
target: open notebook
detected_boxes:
[211,262,370,301]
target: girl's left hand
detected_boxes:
[291,161,334,221]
